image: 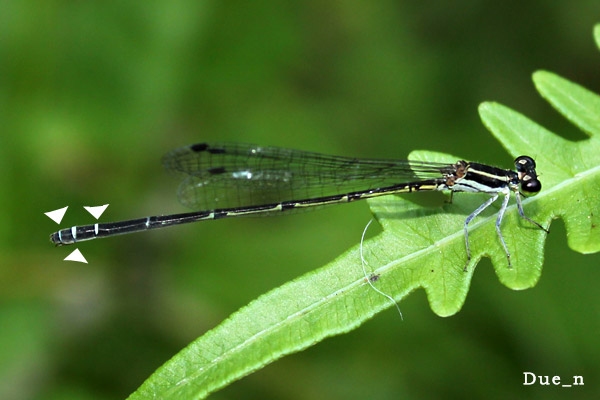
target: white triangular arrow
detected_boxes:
[44,206,69,224]
[84,204,109,220]
[64,248,88,264]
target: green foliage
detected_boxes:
[129,27,600,400]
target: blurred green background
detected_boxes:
[2,1,600,399]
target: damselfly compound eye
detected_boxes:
[521,177,542,195]
[515,155,536,171]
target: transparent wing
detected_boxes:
[162,142,455,210]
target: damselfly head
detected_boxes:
[514,156,541,196]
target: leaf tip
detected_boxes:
[478,102,490,113]
[532,70,551,84]
[532,70,559,95]
[477,101,500,117]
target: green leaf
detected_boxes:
[129,33,600,400]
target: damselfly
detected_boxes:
[50,142,548,268]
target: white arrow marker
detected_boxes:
[45,206,69,224]
[84,204,109,220]
[64,248,88,264]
